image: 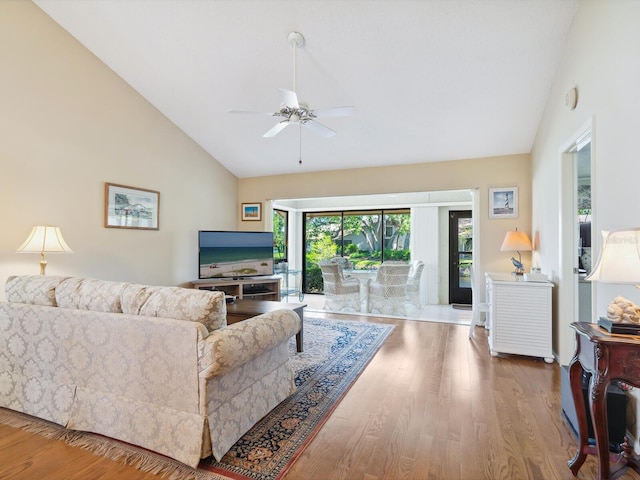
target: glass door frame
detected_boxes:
[448,210,472,304]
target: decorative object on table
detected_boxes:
[241,202,261,221]
[605,295,640,323]
[523,272,548,282]
[500,228,532,275]
[489,187,518,218]
[524,266,548,282]
[105,183,159,230]
[16,225,73,275]
[586,228,640,334]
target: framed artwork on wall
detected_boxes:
[489,187,518,219]
[241,202,262,221]
[104,182,160,230]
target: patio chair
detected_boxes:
[366,261,411,315]
[319,262,361,312]
[406,260,425,309]
[330,256,354,270]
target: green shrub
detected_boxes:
[306,265,324,293]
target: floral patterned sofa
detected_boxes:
[0,275,301,467]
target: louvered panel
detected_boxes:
[486,273,553,361]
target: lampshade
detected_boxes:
[586,228,640,284]
[16,225,73,275]
[500,229,533,252]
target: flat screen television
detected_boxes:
[198,230,274,279]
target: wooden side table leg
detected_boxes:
[568,356,588,476]
[589,365,611,480]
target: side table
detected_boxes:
[568,321,640,479]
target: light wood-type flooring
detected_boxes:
[0,312,633,480]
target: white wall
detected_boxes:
[532,0,640,365]
[0,2,237,297]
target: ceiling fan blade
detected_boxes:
[303,119,336,138]
[263,121,291,138]
[311,106,357,118]
[279,89,299,109]
[228,110,276,116]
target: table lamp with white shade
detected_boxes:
[500,228,532,275]
[586,228,640,332]
[16,225,73,275]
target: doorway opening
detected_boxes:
[558,122,593,365]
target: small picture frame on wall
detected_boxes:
[241,202,262,221]
[105,182,160,230]
[489,187,518,219]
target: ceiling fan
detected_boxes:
[229,32,356,140]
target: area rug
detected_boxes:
[0,317,393,480]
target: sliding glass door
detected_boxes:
[303,209,410,293]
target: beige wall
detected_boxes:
[239,154,533,279]
[0,2,237,298]
[0,3,533,306]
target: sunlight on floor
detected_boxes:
[281,293,473,325]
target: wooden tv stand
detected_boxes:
[192,276,281,301]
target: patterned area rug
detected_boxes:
[0,317,393,480]
[201,317,394,479]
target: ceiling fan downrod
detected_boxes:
[288,31,304,94]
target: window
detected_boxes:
[303,209,410,293]
[273,209,288,262]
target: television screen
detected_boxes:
[199,230,274,279]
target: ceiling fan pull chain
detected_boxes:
[299,123,303,165]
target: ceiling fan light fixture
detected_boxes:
[229,31,355,163]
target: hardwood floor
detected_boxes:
[0,313,630,479]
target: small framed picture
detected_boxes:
[241,202,262,221]
[105,183,160,230]
[489,187,518,219]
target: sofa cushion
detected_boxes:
[5,275,69,306]
[139,287,226,332]
[121,284,158,315]
[55,277,128,313]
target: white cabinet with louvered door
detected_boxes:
[485,272,554,363]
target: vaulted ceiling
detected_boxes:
[34,0,578,178]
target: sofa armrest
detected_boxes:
[199,308,301,379]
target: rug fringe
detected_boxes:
[0,408,229,480]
